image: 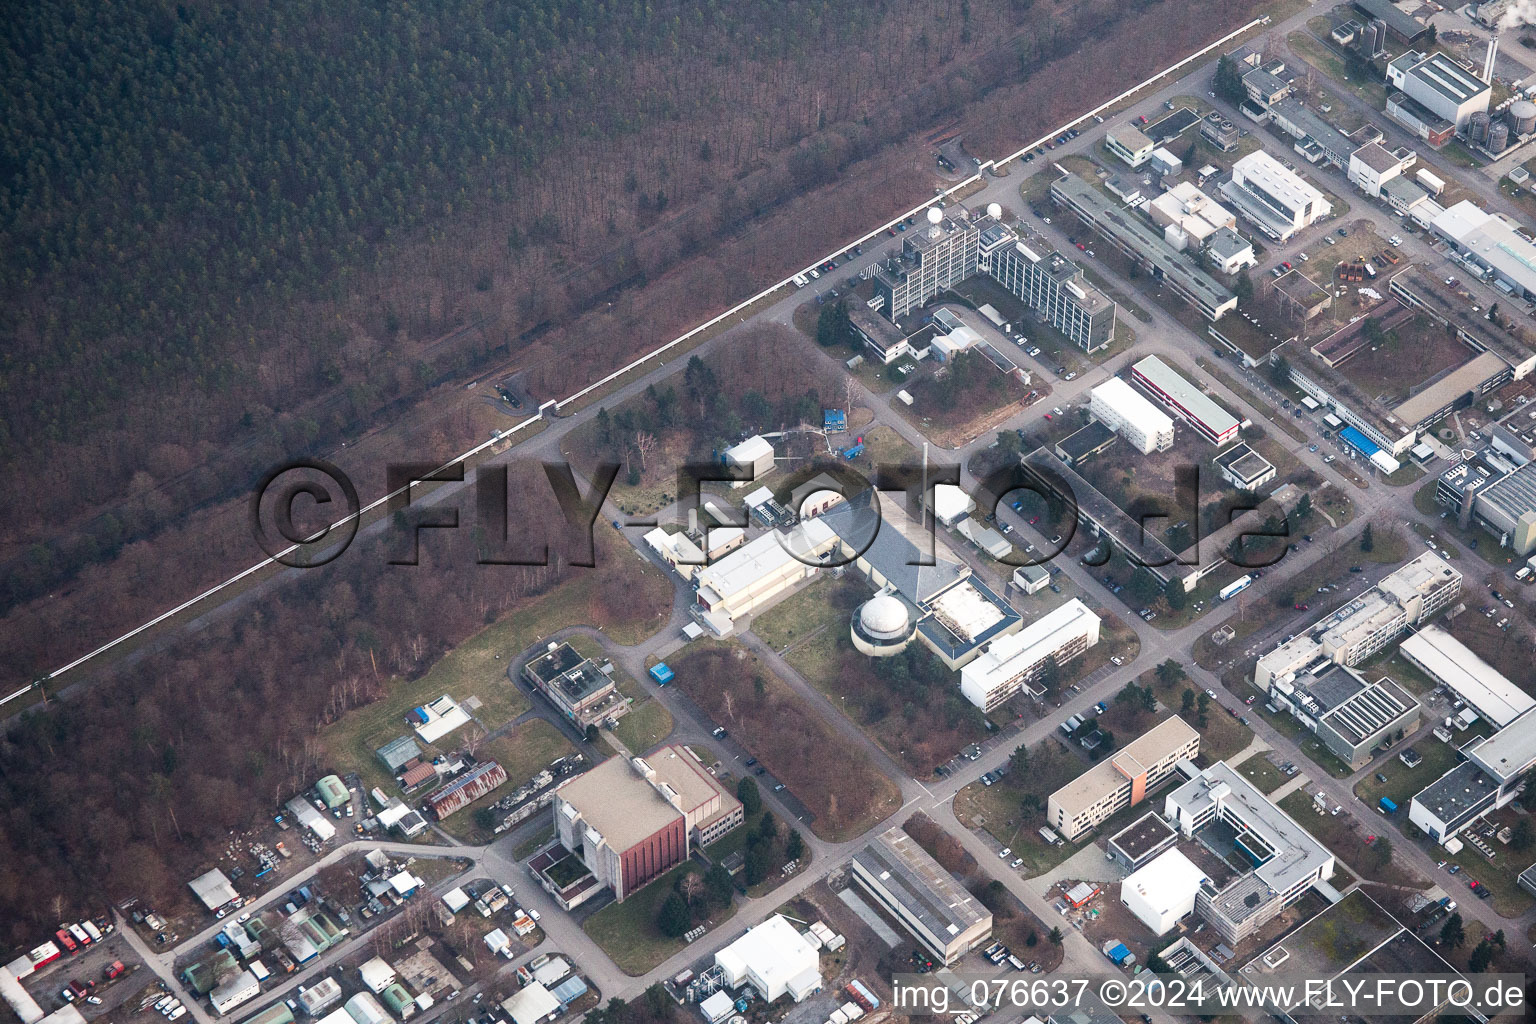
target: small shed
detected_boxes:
[649,663,674,685]
[699,992,735,1024]
[502,984,561,1024]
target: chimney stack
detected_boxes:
[1485,35,1499,84]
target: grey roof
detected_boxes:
[1405,52,1489,105]
[1213,443,1273,484]
[1057,420,1118,461]
[1166,761,1331,897]
[1480,461,1536,531]
[376,736,423,772]
[1051,175,1234,315]
[1465,706,1536,782]
[1271,97,1355,161]
[1413,760,1499,826]
[1206,226,1252,260]
[1351,0,1430,38]
[853,827,991,941]
[1351,142,1400,173]
[1108,811,1177,859]
[1381,175,1428,206]
[820,493,970,605]
[1243,68,1289,99]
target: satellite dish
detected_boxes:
[987,203,1002,219]
[926,206,944,225]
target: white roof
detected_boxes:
[531,957,571,987]
[743,485,774,509]
[345,992,389,1024]
[484,929,511,955]
[189,869,239,911]
[928,581,1008,642]
[1231,151,1330,218]
[502,984,561,1024]
[725,435,774,464]
[1432,202,1536,294]
[693,519,835,604]
[441,887,471,913]
[715,916,820,995]
[1092,377,1174,438]
[412,694,471,743]
[1122,848,1208,904]
[699,992,735,1023]
[933,483,975,524]
[1132,355,1239,438]
[358,958,395,993]
[209,970,260,1013]
[388,871,421,895]
[961,599,1101,702]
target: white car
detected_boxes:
[169,1008,187,1021]
[998,847,1012,859]
[1205,689,1216,699]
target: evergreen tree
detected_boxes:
[1360,523,1375,553]
[658,892,692,937]
[1468,939,1494,973]
[1295,492,1312,521]
[737,776,762,817]
[1048,927,1064,945]
[1439,912,1465,951]
[1181,688,1197,717]
[1165,576,1187,611]
[1214,55,1247,104]
[744,841,774,885]
[706,863,735,907]
[785,829,804,860]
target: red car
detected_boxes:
[1029,516,1041,525]
[1281,261,1292,270]
[1294,603,1309,611]
[1076,242,1086,251]
[1043,413,1052,420]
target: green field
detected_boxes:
[583,860,738,975]
[1233,752,1286,795]
[611,699,675,754]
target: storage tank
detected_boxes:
[1511,100,1536,136]
[1489,120,1511,154]
[1469,110,1492,145]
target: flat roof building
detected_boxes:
[1053,420,1118,465]
[1121,849,1209,935]
[1149,183,1237,251]
[874,212,981,321]
[1221,151,1332,242]
[851,827,993,965]
[1205,226,1255,275]
[1387,51,1490,130]
[1431,200,1536,301]
[1106,811,1178,871]
[545,746,743,906]
[522,640,627,730]
[1267,662,1420,767]
[1131,355,1240,446]
[1213,443,1275,491]
[959,599,1101,711]
[210,971,261,1016]
[692,519,838,636]
[1399,625,1534,727]
[1268,98,1356,169]
[1105,125,1156,167]
[1047,716,1200,840]
[1089,377,1175,454]
[990,240,1117,353]
[1165,761,1334,944]
[1435,446,1536,555]
[714,916,822,1003]
[190,870,240,913]
[1051,175,1236,320]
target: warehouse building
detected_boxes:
[1398,625,1535,727]
[1431,200,1536,301]
[874,210,981,320]
[426,761,507,820]
[851,827,993,965]
[297,980,342,1016]
[1411,706,1536,844]
[723,435,776,484]
[189,869,240,914]
[375,737,422,775]
[1120,849,1209,935]
[1435,448,1536,555]
[1266,662,1420,767]
[1387,51,1489,131]
[691,519,839,636]
[1131,355,1239,446]
[1050,175,1236,320]
[1268,98,1358,169]
[1351,0,1433,44]
[1213,443,1275,491]
[1089,377,1174,453]
[714,916,822,1003]
[210,971,261,1016]
[542,746,742,907]
[989,240,1118,353]
[1047,716,1200,840]
[1220,152,1332,242]
[1165,761,1334,944]
[643,527,706,580]
[522,641,627,731]
[958,599,1101,710]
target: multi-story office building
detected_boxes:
[1220,151,1332,242]
[958,599,1100,711]
[1410,706,1536,844]
[1266,662,1420,767]
[1047,717,1201,840]
[1089,378,1175,453]
[1131,355,1240,446]
[1105,125,1156,167]
[1254,552,1460,686]
[873,213,980,320]
[522,641,628,731]
[989,240,1117,353]
[1148,182,1238,252]
[1165,761,1334,944]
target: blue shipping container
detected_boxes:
[649,663,675,685]
[1380,797,1397,813]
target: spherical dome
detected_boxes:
[927,206,944,225]
[987,203,1003,220]
[860,593,910,638]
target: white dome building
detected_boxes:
[851,592,915,657]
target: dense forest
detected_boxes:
[0,0,1261,940]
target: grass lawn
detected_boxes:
[1195,705,1256,763]
[1279,790,1425,886]
[611,699,674,754]
[1351,733,1469,812]
[1234,751,1286,795]
[513,824,555,860]
[435,720,578,841]
[583,860,738,975]
[1250,698,1355,779]
[320,553,667,795]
